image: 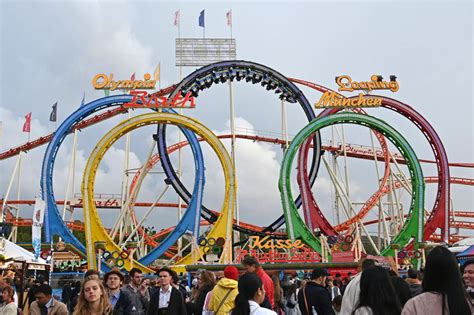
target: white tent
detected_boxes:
[0,238,47,264]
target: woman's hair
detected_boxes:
[73,276,112,315]
[422,246,471,315]
[196,270,216,298]
[390,275,411,307]
[353,266,401,315]
[233,273,263,315]
[2,285,14,300]
[199,270,216,287]
[271,274,282,307]
[285,283,297,299]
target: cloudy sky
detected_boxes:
[0,0,472,239]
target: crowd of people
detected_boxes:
[0,245,473,314]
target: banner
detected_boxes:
[32,197,45,260]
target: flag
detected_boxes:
[154,63,161,83]
[174,10,180,26]
[49,102,57,122]
[22,112,32,132]
[226,9,232,26]
[80,92,85,107]
[199,10,205,27]
[104,89,110,97]
[131,72,136,81]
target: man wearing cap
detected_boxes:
[297,268,334,315]
[104,268,133,315]
[208,266,239,315]
[242,255,274,309]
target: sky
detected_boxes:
[0,0,473,240]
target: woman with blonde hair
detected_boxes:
[73,276,112,315]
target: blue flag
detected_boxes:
[199,10,205,27]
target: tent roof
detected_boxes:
[457,244,474,258]
[1,238,47,264]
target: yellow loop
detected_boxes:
[82,113,235,273]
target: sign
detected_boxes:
[235,248,320,264]
[336,75,399,93]
[176,38,236,66]
[92,73,156,91]
[124,91,195,108]
[249,236,305,250]
[236,237,321,264]
[315,74,399,109]
[32,198,45,260]
[315,92,382,108]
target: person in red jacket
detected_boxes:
[242,255,274,309]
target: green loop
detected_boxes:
[279,113,424,259]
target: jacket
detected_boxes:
[123,283,150,314]
[340,274,361,315]
[191,283,214,314]
[256,268,274,309]
[405,278,422,297]
[147,286,187,315]
[402,291,474,314]
[297,281,335,315]
[30,298,69,315]
[112,289,134,315]
[208,278,238,315]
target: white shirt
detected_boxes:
[340,274,361,315]
[159,285,172,309]
[248,300,277,315]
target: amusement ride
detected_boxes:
[1,60,473,274]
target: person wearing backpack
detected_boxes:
[208,266,239,315]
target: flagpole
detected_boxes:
[177,9,184,257]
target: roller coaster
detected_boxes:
[1,60,473,272]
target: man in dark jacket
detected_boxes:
[298,268,335,315]
[405,268,422,297]
[147,267,186,315]
[104,268,134,315]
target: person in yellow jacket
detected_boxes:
[208,266,240,315]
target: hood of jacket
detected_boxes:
[217,278,238,289]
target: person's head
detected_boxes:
[34,284,53,306]
[423,246,471,315]
[2,286,14,303]
[215,271,225,282]
[335,273,341,279]
[332,295,342,312]
[407,268,418,279]
[356,266,401,315]
[129,268,143,286]
[310,268,330,285]
[462,260,474,289]
[158,268,173,288]
[224,266,239,281]
[73,277,112,315]
[233,273,265,315]
[169,269,179,285]
[242,255,260,273]
[197,270,216,288]
[5,269,15,279]
[104,269,124,291]
[84,269,100,280]
[361,258,376,271]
